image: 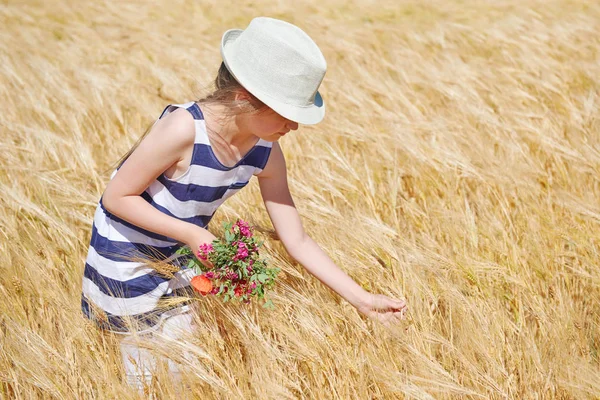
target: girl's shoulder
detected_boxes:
[256,141,286,179]
[125,106,196,167]
[151,107,197,146]
[158,105,196,128]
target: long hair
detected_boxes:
[111,62,265,171]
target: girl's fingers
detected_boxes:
[378,313,394,326]
[386,297,407,311]
[394,309,407,320]
[375,309,407,325]
[386,312,405,326]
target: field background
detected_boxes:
[1,0,599,398]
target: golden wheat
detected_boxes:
[1,0,599,398]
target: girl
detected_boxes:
[81,16,407,390]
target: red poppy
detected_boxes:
[191,275,213,295]
[234,285,245,297]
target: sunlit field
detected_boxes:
[1,0,599,398]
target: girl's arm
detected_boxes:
[102,108,216,251]
[257,142,407,325]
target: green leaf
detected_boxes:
[175,247,188,255]
[223,294,230,302]
[257,273,269,283]
[187,259,196,269]
[263,299,274,309]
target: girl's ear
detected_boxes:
[233,89,252,102]
[234,88,267,113]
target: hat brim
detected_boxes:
[220,28,325,125]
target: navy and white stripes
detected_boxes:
[81,102,273,333]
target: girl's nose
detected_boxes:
[287,120,299,131]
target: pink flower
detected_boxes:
[197,243,214,261]
[210,287,219,295]
[233,241,249,261]
[227,272,238,280]
[235,220,253,238]
[250,282,257,290]
[205,271,215,279]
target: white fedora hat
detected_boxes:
[220,17,327,125]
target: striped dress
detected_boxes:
[81,101,273,333]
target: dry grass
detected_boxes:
[1,0,599,398]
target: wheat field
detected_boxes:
[1,0,599,398]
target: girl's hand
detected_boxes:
[355,293,408,326]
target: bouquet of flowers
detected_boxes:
[176,219,280,309]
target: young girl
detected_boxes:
[81,16,407,389]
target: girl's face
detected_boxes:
[244,106,299,142]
